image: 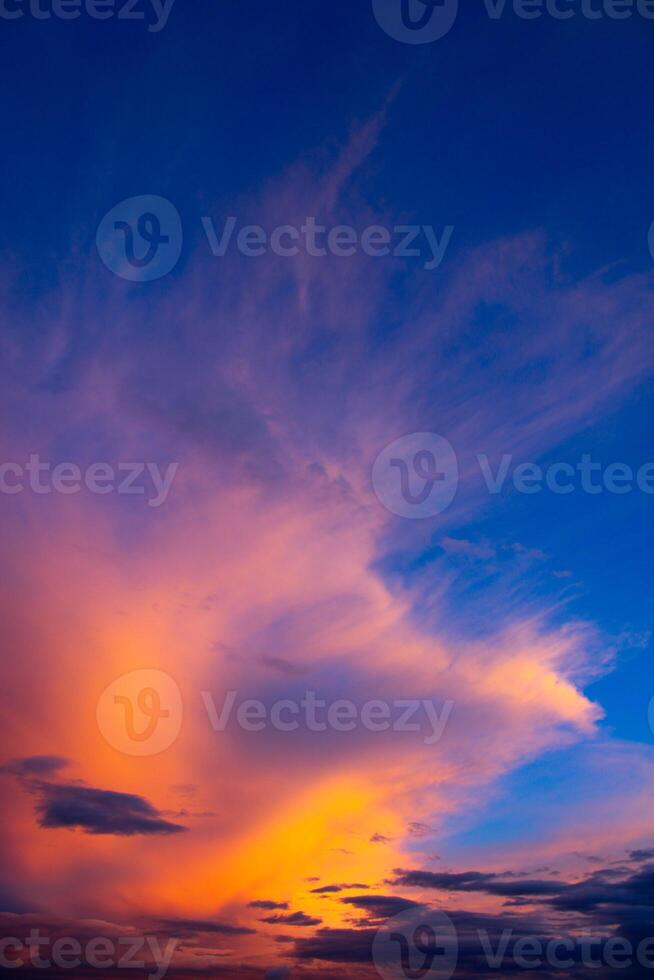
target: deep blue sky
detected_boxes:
[2,0,654,280]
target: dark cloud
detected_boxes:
[340,895,421,921]
[33,782,187,836]
[259,656,305,676]
[155,918,255,937]
[3,756,187,836]
[370,833,392,843]
[629,849,654,863]
[288,859,654,979]
[259,911,322,927]
[549,864,654,917]
[293,927,376,963]
[392,868,562,897]
[310,883,370,894]
[247,901,289,910]
[0,756,69,778]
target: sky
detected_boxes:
[1,2,654,979]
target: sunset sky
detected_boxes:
[1,3,654,979]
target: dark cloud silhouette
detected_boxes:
[293,863,654,979]
[340,895,421,920]
[0,756,69,778]
[3,755,187,836]
[33,782,187,836]
[247,901,289,910]
[310,883,369,894]
[155,918,255,936]
[259,911,322,927]
[392,868,562,897]
[293,926,376,963]
[548,864,654,917]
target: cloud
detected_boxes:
[155,918,255,936]
[293,927,377,964]
[391,868,563,897]
[33,782,188,836]
[247,901,289,910]
[310,883,370,894]
[258,911,322,927]
[0,756,70,778]
[340,894,421,920]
